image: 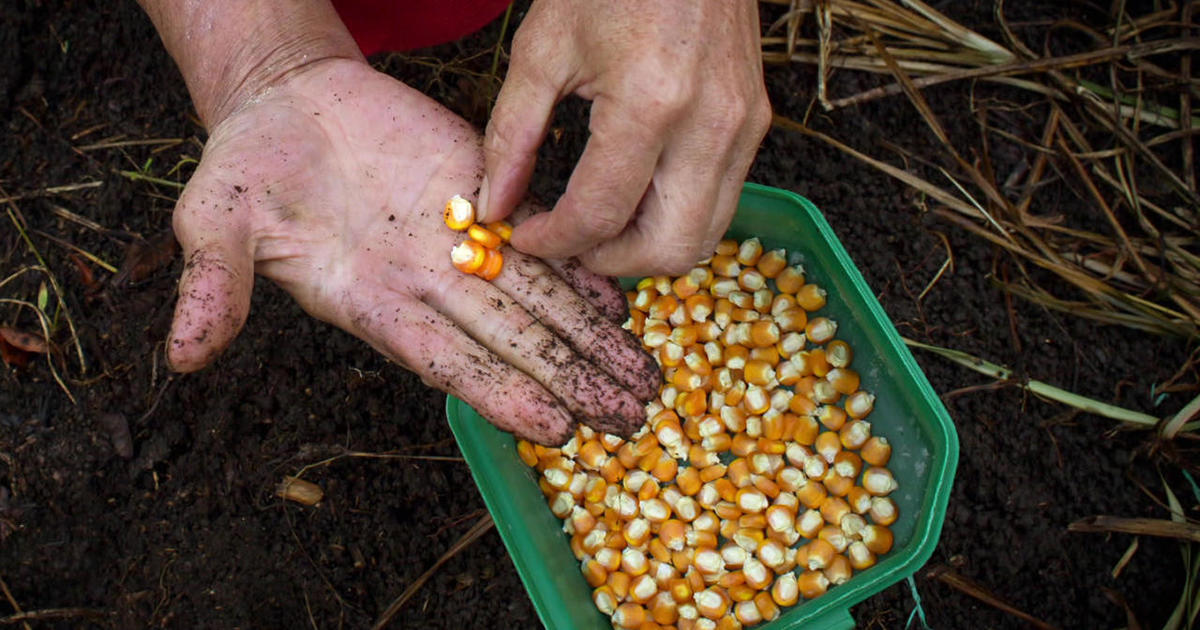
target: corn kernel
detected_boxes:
[443,194,475,231]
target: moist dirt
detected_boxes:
[1,2,1194,629]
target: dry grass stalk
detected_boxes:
[762,0,1200,344]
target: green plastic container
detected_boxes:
[446,183,958,630]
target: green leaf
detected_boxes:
[36,281,49,312]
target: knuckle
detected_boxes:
[656,243,704,275]
[629,72,692,124]
[579,209,629,240]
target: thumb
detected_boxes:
[477,33,563,223]
[165,181,256,373]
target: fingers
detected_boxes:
[477,38,561,224]
[492,252,660,403]
[166,186,256,372]
[345,294,576,445]
[423,269,646,437]
[509,201,628,323]
[508,96,664,261]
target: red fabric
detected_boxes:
[331,0,512,56]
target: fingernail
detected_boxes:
[476,176,491,222]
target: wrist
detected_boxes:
[139,0,363,127]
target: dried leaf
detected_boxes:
[0,327,47,354]
[111,228,178,288]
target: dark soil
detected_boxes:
[1,2,1195,629]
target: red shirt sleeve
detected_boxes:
[331,0,513,56]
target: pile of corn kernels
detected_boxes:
[517,237,899,630]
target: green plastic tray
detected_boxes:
[447,183,958,630]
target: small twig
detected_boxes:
[372,513,495,629]
[927,565,1059,630]
[0,574,31,630]
[1069,515,1200,542]
[0,608,110,625]
[903,337,1162,427]
[75,138,182,151]
[0,181,103,205]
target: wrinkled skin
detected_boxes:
[480,0,771,276]
[167,58,659,444]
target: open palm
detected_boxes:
[167,58,657,443]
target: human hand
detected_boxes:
[166,57,659,444]
[478,0,771,276]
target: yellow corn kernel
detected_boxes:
[791,414,819,445]
[846,486,873,515]
[861,436,892,467]
[840,420,872,450]
[710,254,741,278]
[735,237,763,266]
[737,268,766,292]
[742,557,772,590]
[622,547,650,576]
[612,602,648,628]
[593,584,619,615]
[638,479,661,501]
[720,578,748,602]
[650,590,679,625]
[695,587,730,619]
[443,194,475,231]
[817,405,847,431]
[694,548,725,576]
[571,505,598,535]
[684,294,715,323]
[825,339,853,368]
[516,439,538,468]
[582,557,609,587]
[803,539,836,571]
[811,379,841,405]
[467,223,503,249]
[833,451,863,479]
[450,239,487,274]
[826,367,860,396]
[735,488,769,513]
[845,390,876,419]
[730,433,757,458]
[805,317,838,345]
[749,321,780,348]
[753,288,774,313]
[824,554,853,586]
[630,573,659,604]
[731,307,759,323]
[818,524,849,555]
[649,295,680,321]
[823,471,854,498]
[734,600,762,626]
[795,283,827,311]
[815,431,842,464]
[754,248,787,278]
[596,546,622,572]
[796,506,823,539]
[771,572,799,607]
[861,524,894,554]
[752,473,781,498]
[754,590,781,622]
[796,481,828,510]
[869,496,899,526]
[819,495,852,526]
[668,576,694,603]
[475,247,504,280]
[743,386,771,415]
[699,464,728,484]
[773,264,804,293]
[847,540,877,570]
[863,466,898,496]
[756,538,788,571]
[672,273,701,299]
[715,239,739,256]
[774,307,808,333]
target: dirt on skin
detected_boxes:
[0,1,1195,629]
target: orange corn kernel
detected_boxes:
[443,194,475,230]
[467,223,503,249]
[475,247,504,280]
[450,240,487,274]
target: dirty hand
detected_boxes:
[145,4,658,443]
[478,0,772,276]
